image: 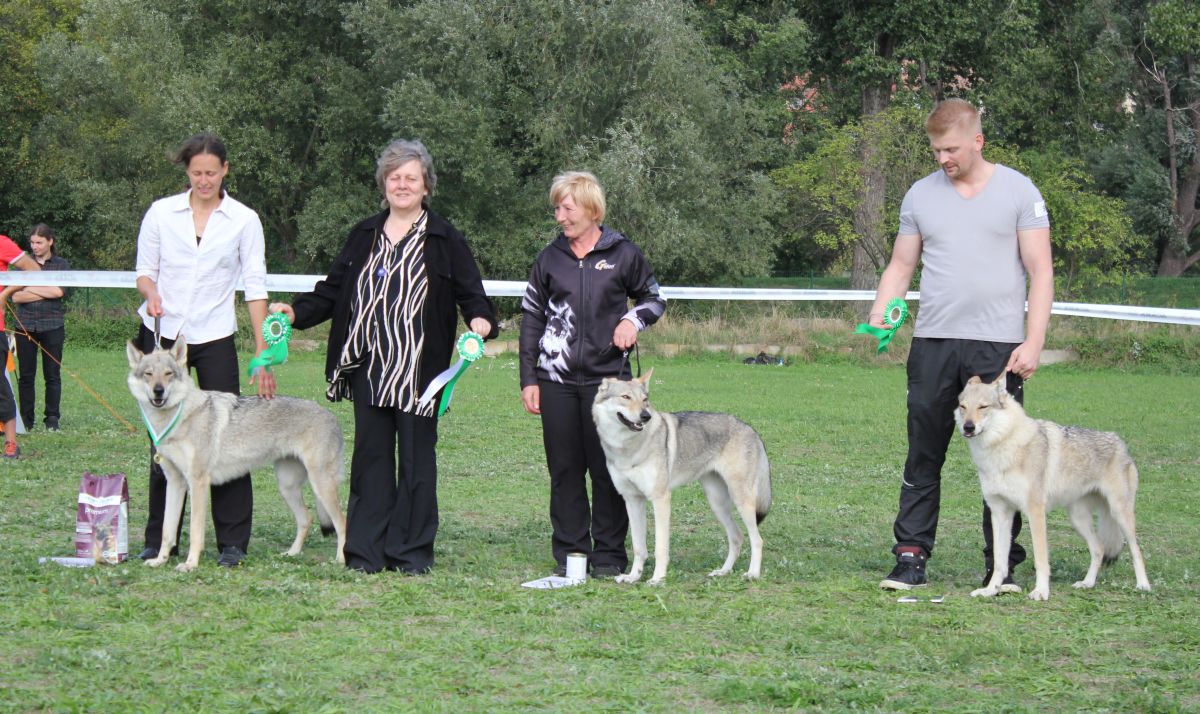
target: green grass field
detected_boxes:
[1,348,1197,712]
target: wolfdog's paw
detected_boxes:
[707,567,731,578]
[741,570,761,581]
[970,586,999,598]
[144,556,169,568]
[614,573,641,584]
[282,547,301,557]
[1027,587,1050,601]
[175,561,197,573]
[646,576,666,586]
[1136,582,1152,592]
[1072,579,1096,589]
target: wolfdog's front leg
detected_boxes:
[146,468,187,568]
[971,499,1013,598]
[646,493,672,585]
[615,495,647,584]
[178,475,210,572]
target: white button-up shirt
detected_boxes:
[135,190,268,343]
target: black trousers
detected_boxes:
[893,337,1027,568]
[136,326,253,553]
[16,326,64,428]
[539,380,629,570]
[344,368,440,574]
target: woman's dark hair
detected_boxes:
[30,223,56,255]
[172,132,228,167]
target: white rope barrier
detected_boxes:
[1,270,1197,325]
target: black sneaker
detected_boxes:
[590,564,624,579]
[880,551,928,590]
[553,563,567,577]
[45,418,60,432]
[137,546,179,560]
[982,566,1023,594]
[217,546,246,568]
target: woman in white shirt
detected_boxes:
[132,132,274,568]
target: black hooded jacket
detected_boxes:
[519,226,665,387]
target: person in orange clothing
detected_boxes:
[0,233,42,458]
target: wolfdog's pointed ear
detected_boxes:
[966,376,982,386]
[992,373,1010,405]
[637,367,654,387]
[169,340,188,369]
[598,377,614,393]
[126,341,144,369]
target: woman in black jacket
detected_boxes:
[520,171,666,578]
[272,139,497,574]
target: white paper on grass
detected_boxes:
[521,575,585,589]
[39,556,95,568]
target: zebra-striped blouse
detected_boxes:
[328,210,434,416]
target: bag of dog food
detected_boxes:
[75,472,129,563]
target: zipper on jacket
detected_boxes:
[575,257,586,385]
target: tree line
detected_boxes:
[1,0,1197,295]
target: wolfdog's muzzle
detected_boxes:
[617,409,652,432]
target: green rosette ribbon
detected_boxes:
[418,331,485,417]
[854,298,909,354]
[247,313,291,376]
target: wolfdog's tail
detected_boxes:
[754,439,772,524]
[1099,458,1139,565]
[316,498,336,537]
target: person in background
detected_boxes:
[0,232,42,458]
[270,138,497,574]
[133,132,275,568]
[12,223,70,432]
[872,99,1053,592]
[519,171,666,578]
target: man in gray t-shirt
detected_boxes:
[870,99,1054,592]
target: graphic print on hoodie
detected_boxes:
[537,298,575,382]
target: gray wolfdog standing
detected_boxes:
[592,369,771,584]
[955,374,1151,600]
[127,341,346,572]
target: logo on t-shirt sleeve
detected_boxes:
[1033,201,1047,218]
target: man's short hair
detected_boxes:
[549,171,606,223]
[925,99,982,137]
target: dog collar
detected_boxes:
[137,402,185,447]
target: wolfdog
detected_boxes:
[592,369,771,584]
[126,341,346,572]
[955,374,1151,600]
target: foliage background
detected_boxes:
[2,0,1199,289]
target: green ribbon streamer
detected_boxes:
[419,332,485,417]
[137,402,185,447]
[854,298,909,354]
[247,313,292,376]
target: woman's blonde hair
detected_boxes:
[549,171,605,223]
